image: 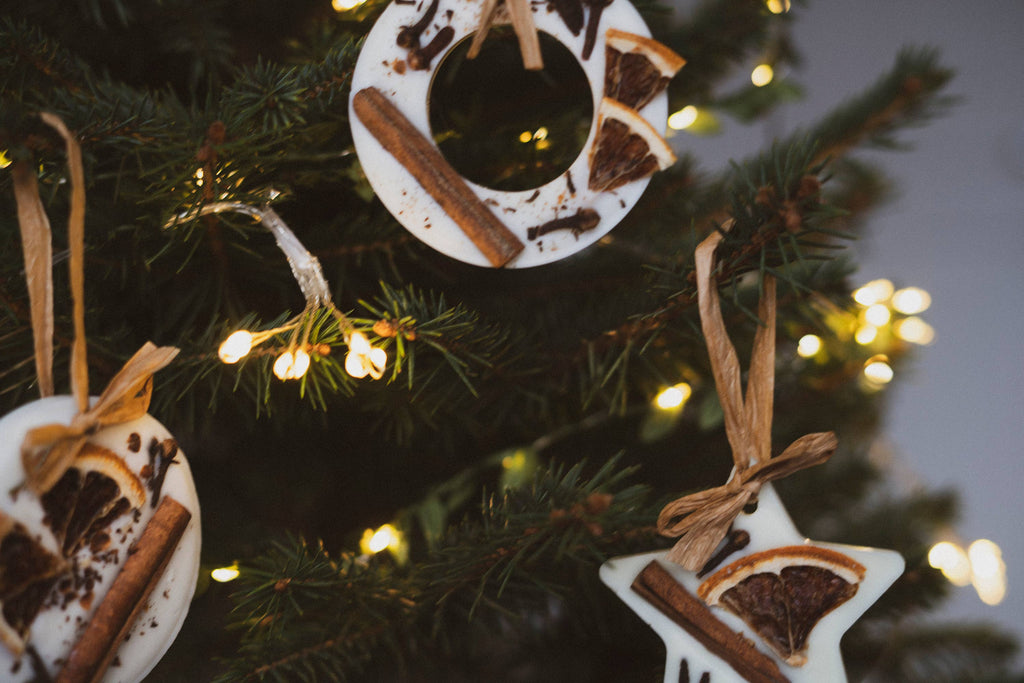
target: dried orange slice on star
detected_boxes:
[697,545,866,667]
[588,97,676,193]
[604,28,686,110]
[41,442,147,556]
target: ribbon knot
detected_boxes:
[656,224,837,571]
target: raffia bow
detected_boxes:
[656,223,837,571]
[11,113,179,495]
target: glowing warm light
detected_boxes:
[751,64,774,87]
[668,105,699,131]
[968,539,1007,605]
[853,279,894,306]
[0,150,10,169]
[345,331,387,380]
[894,317,935,345]
[766,0,790,13]
[928,541,972,586]
[219,330,254,364]
[535,138,551,151]
[864,303,891,327]
[194,167,205,186]
[655,383,692,410]
[360,523,406,561]
[519,131,533,143]
[855,325,878,345]
[533,127,548,141]
[274,349,311,380]
[797,334,822,358]
[211,564,241,583]
[332,0,365,10]
[891,286,931,314]
[502,450,527,470]
[863,358,893,385]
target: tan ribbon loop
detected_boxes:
[658,223,837,571]
[20,343,180,495]
[11,161,55,398]
[10,112,180,495]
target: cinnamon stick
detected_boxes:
[57,496,192,683]
[352,87,525,267]
[631,561,789,683]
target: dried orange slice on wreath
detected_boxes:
[697,545,866,667]
[604,28,686,110]
[40,443,147,557]
[588,97,676,192]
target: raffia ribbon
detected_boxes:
[10,113,179,495]
[656,223,838,571]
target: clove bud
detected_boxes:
[396,0,440,49]
[407,25,454,71]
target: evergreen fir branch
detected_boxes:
[862,623,1021,683]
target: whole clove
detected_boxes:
[527,208,600,240]
[408,25,455,70]
[396,0,440,49]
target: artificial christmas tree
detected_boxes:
[0,0,1020,680]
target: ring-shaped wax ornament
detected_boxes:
[0,397,201,682]
[349,0,683,268]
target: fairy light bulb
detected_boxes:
[519,131,533,143]
[855,325,878,345]
[863,357,893,385]
[751,64,774,87]
[864,304,891,327]
[891,286,931,314]
[332,0,365,11]
[765,0,790,13]
[274,349,311,380]
[797,334,822,358]
[928,541,971,586]
[655,383,692,410]
[894,317,935,345]
[210,564,241,583]
[853,279,894,306]
[968,539,1007,605]
[345,331,386,379]
[219,330,254,363]
[0,150,11,169]
[668,106,698,131]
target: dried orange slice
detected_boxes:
[41,443,146,556]
[604,28,686,110]
[698,545,866,667]
[588,97,676,192]
[0,511,66,656]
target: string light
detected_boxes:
[797,334,823,358]
[655,383,692,410]
[218,330,254,363]
[928,542,972,586]
[668,106,699,131]
[0,150,10,169]
[502,450,528,471]
[862,356,893,385]
[894,317,935,345]
[359,523,408,563]
[855,325,878,345]
[929,538,1007,605]
[273,349,311,380]
[210,563,241,583]
[533,127,548,141]
[751,64,774,87]
[345,331,387,379]
[519,131,533,143]
[891,286,931,314]
[332,0,366,11]
[853,279,894,306]
[765,0,790,13]
[864,304,891,327]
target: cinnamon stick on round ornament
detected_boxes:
[56,496,192,683]
[352,86,525,267]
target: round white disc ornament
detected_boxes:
[349,0,671,268]
[0,396,201,683]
